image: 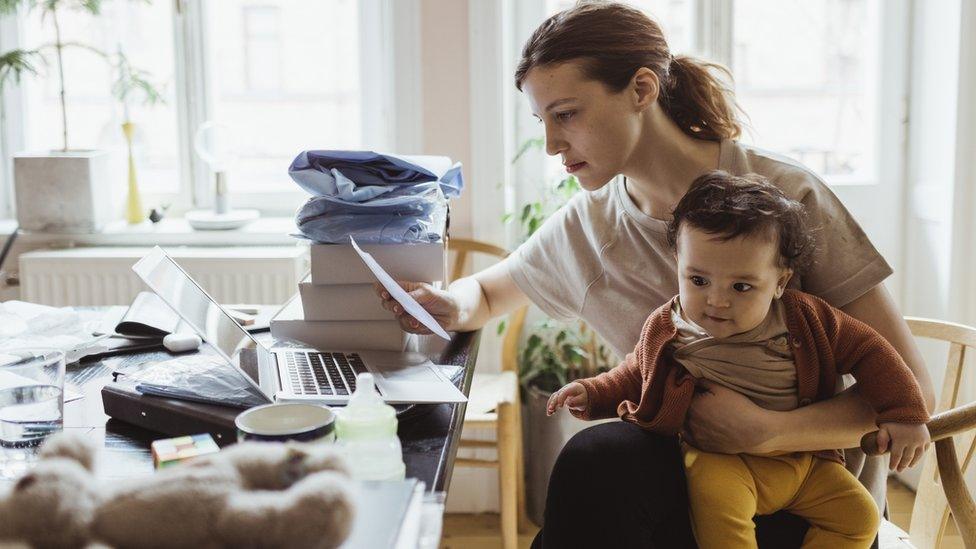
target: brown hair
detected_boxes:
[514,2,741,141]
[666,171,814,272]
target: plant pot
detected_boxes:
[524,385,613,525]
[14,150,114,233]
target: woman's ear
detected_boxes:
[774,268,794,298]
[632,67,660,110]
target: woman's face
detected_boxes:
[521,61,643,191]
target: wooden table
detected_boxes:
[44,326,481,493]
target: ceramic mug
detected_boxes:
[235,403,336,444]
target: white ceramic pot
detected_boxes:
[14,150,114,233]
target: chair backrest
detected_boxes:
[447,238,527,374]
[906,316,976,547]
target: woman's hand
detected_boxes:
[876,422,931,472]
[547,382,589,416]
[681,380,775,453]
[373,282,461,333]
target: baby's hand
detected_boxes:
[547,382,588,416]
[877,422,931,472]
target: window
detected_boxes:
[1,0,390,219]
[242,6,283,92]
[21,1,180,195]
[202,0,365,203]
[732,0,881,183]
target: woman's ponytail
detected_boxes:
[662,55,741,141]
[515,3,743,142]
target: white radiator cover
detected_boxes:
[19,247,308,306]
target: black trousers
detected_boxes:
[529,422,810,549]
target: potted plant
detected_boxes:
[0,0,162,232]
[505,141,616,524]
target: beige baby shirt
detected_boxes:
[670,298,798,412]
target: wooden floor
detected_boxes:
[440,478,960,548]
[887,477,963,549]
[440,514,539,549]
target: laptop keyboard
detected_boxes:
[283,351,371,396]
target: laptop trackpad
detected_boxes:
[376,364,442,382]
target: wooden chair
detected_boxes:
[861,317,976,548]
[447,238,530,549]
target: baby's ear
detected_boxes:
[775,268,794,298]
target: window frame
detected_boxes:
[0,0,406,221]
[0,9,25,221]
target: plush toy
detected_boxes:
[0,432,356,549]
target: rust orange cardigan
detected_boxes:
[573,289,928,459]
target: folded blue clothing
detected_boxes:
[289,150,463,200]
[294,214,437,244]
[295,189,448,244]
[289,149,460,244]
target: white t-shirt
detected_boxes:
[506,138,893,511]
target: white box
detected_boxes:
[299,282,391,321]
[309,242,445,285]
[271,295,411,351]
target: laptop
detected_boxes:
[132,246,467,405]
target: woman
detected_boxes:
[378,3,936,547]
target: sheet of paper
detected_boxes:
[349,236,451,340]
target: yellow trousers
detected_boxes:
[682,445,879,549]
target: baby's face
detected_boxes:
[675,225,793,339]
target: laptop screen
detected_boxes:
[132,247,257,363]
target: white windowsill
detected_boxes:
[0,216,302,247]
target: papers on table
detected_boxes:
[349,237,451,341]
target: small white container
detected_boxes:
[334,373,405,481]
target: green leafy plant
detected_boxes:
[518,318,613,394]
[113,47,165,123]
[504,139,615,394]
[0,0,163,150]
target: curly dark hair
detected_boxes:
[666,171,815,273]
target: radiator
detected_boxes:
[18,246,309,306]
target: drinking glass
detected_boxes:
[0,348,66,479]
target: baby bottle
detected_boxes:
[335,373,406,481]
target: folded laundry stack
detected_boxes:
[271,151,462,351]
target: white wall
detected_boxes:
[414,0,516,513]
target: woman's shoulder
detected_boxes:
[723,140,828,201]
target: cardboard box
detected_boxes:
[271,295,412,351]
[309,241,445,285]
[298,282,391,321]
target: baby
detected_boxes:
[549,171,930,548]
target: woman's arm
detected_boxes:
[378,257,531,332]
[684,283,937,453]
[683,382,877,453]
[840,284,937,412]
[451,259,531,330]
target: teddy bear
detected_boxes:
[0,432,357,549]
